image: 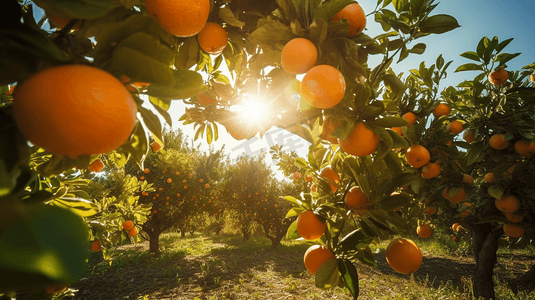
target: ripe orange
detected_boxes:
[144,0,210,37]
[46,11,82,30]
[142,191,149,196]
[151,142,162,152]
[128,227,138,237]
[197,22,228,55]
[452,223,459,231]
[293,172,302,181]
[463,130,476,143]
[140,176,145,181]
[514,140,535,157]
[7,85,15,95]
[442,187,466,203]
[305,176,313,182]
[385,238,422,274]
[303,245,336,275]
[392,127,403,135]
[452,236,458,242]
[504,212,524,223]
[224,119,257,140]
[311,185,317,192]
[44,285,67,294]
[447,120,463,134]
[462,174,474,184]
[495,195,521,213]
[296,210,326,240]
[417,224,432,238]
[425,206,436,215]
[339,122,379,157]
[432,103,450,117]
[321,116,339,144]
[90,239,101,252]
[331,3,367,37]
[144,168,150,174]
[281,38,318,74]
[205,183,210,188]
[167,178,172,183]
[320,167,340,192]
[197,91,216,106]
[13,65,137,158]
[122,220,135,231]
[489,133,510,150]
[345,186,370,212]
[405,145,430,168]
[89,158,104,173]
[421,162,441,179]
[503,224,524,238]
[488,68,508,86]
[301,65,346,109]
[484,173,495,183]
[402,112,417,127]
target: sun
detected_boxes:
[232,94,272,127]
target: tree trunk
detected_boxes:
[149,229,161,253]
[242,226,250,241]
[509,264,535,294]
[470,222,502,300]
[180,229,186,238]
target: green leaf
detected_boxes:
[117,122,148,169]
[368,117,409,127]
[0,203,89,289]
[138,106,163,146]
[466,141,485,165]
[496,38,514,53]
[34,0,118,19]
[285,207,305,218]
[379,193,412,210]
[283,196,301,206]
[494,52,521,66]
[175,37,199,70]
[313,0,354,21]
[408,43,426,54]
[338,259,359,299]
[419,14,460,34]
[455,63,484,72]
[476,36,490,58]
[315,258,340,288]
[50,197,98,217]
[148,69,206,99]
[286,220,300,239]
[309,18,328,45]
[388,130,409,148]
[488,185,504,199]
[460,51,480,62]
[218,6,245,28]
[249,19,294,48]
[338,229,373,252]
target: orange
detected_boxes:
[224,118,257,140]
[44,285,67,294]
[46,11,82,30]
[281,38,318,74]
[197,22,228,55]
[311,185,317,192]
[167,178,172,183]
[90,239,101,252]
[128,227,138,237]
[421,162,441,179]
[197,91,216,106]
[205,183,210,188]
[503,224,524,238]
[122,220,135,231]
[144,168,150,174]
[331,3,367,37]
[13,65,137,158]
[301,65,346,109]
[88,158,104,173]
[489,133,510,150]
[7,85,15,95]
[488,68,508,86]
[514,140,535,157]
[303,245,336,275]
[531,74,535,83]
[442,187,466,203]
[320,167,340,192]
[142,191,149,196]
[432,103,450,117]
[484,173,495,183]
[305,176,313,182]
[144,0,210,37]
[425,206,436,215]
[345,186,370,212]
[321,116,339,144]
[151,142,162,152]
[495,195,521,213]
[463,130,476,143]
[451,223,459,231]
[296,210,326,240]
[339,122,379,157]
[293,172,302,181]
[452,236,458,242]
[140,176,145,181]
[385,238,422,274]
[405,145,430,168]
[447,120,463,134]
[392,127,403,135]
[462,174,474,184]
[504,213,524,223]
[402,112,417,127]
[417,224,432,238]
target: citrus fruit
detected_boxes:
[296,210,326,240]
[402,112,417,127]
[488,68,508,86]
[305,176,313,182]
[301,65,346,109]
[123,220,135,231]
[303,245,336,275]
[345,186,370,212]
[339,122,379,157]
[144,168,150,174]
[90,239,101,252]
[405,145,430,168]
[144,0,210,37]
[46,11,82,30]
[447,120,463,134]
[421,162,441,179]
[151,142,162,152]
[13,65,137,158]
[462,174,474,184]
[489,133,510,150]
[432,103,450,117]
[504,213,524,223]
[197,22,228,55]
[417,224,432,238]
[88,158,104,173]
[293,172,302,181]
[331,3,367,37]
[503,224,524,238]
[484,173,495,183]
[385,238,422,274]
[197,91,216,106]
[320,167,340,192]
[442,187,466,203]
[392,127,403,135]
[463,130,476,143]
[495,195,521,213]
[45,285,67,294]
[128,227,138,237]
[530,74,535,83]
[452,223,459,231]
[514,140,535,157]
[281,38,318,74]
[425,206,436,215]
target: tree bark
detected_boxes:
[509,264,535,294]
[149,228,161,254]
[470,222,502,300]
